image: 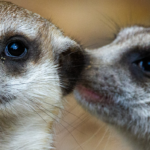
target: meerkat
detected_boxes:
[0,1,85,150]
[74,25,150,150]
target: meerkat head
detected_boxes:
[0,2,86,150]
[0,1,85,116]
[75,26,150,148]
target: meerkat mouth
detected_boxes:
[76,84,113,105]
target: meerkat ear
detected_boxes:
[53,36,85,95]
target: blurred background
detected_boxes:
[4,0,150,150]
[5,0,150,48]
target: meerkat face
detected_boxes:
[75,26,150,140]
[0,2,85,116]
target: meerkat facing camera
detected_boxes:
[75,25,150,150]
[0,1,85,150]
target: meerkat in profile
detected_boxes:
[75,25,150,150]
[0,1,85,150]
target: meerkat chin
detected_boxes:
[0,1,86,150]
[75,25,150,150]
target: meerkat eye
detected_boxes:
[138,57,150,74]
[5,41,28,58]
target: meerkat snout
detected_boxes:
[75,26,150,150]
[0,1,85,150]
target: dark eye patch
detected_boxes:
[0,35,41,76]
[117,46,150,85]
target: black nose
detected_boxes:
[58,47,87,95]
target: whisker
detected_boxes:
[29,98,88,137]
[72,125,104,150]
[16,90,85,150]
[85,37,113,48]
[27,104,47,123]
[5,83,87,123]
[100,12,120,33]
[42,100,83,120]
[59,114,89,136]
[30,100,84,150]
[93,127,109,150]
[103,130,111,150]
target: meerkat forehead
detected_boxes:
[87,26,150,65]
[115,26,150,46]
[0,1,51,38]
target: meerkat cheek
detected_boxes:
[76,84,104,103]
